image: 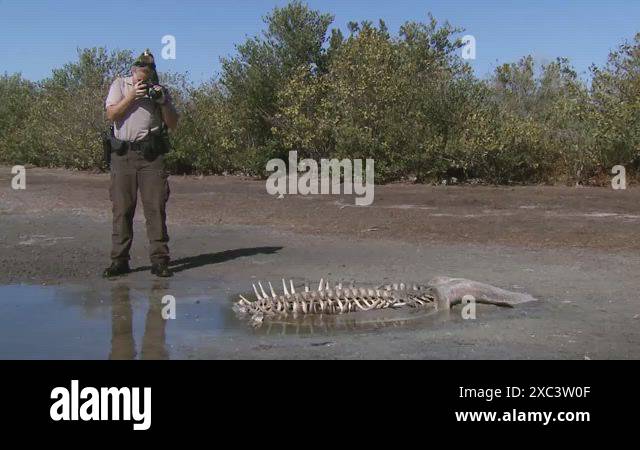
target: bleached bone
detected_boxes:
[427,277,537,309]
[236,277,537,328]
[258,282,268,299]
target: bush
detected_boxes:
[0,2,638,185]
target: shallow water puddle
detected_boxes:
[0,283,519,358]
[0,283,244,359]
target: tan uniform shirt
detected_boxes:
[105,76,170,142]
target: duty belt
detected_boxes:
[122,139,150,152]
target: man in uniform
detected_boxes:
[103,50,179,278]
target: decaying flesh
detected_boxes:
[233,276,537,327]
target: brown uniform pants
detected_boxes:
[110,150,170,265]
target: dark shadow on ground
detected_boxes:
[132,246,283,274]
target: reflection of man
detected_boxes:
[109,283,169,360]
[142,282,170,360]
[103,50,179,278]
[110,284,136,360]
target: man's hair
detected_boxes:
[133,49,156,70]
[132,49,159,83]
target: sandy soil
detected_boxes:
[0,166,638,359]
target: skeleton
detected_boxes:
[234,276,537,327]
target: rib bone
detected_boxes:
[235,277,537,328]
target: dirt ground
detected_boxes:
[0,166,639,359]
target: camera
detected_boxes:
[142,83,163,100]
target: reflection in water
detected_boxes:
[0,282,494,358]
[109,281,169,360]
[251,304,447,336]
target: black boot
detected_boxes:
[151,262,172,278]
[102,261,131,278]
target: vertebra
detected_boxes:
[234,277,537,328]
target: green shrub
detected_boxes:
[0,2,638,185]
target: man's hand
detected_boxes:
[127,80,147,101]
[149,85,167,104]
[108,80,147,121]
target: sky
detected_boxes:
[1,0,639,84]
